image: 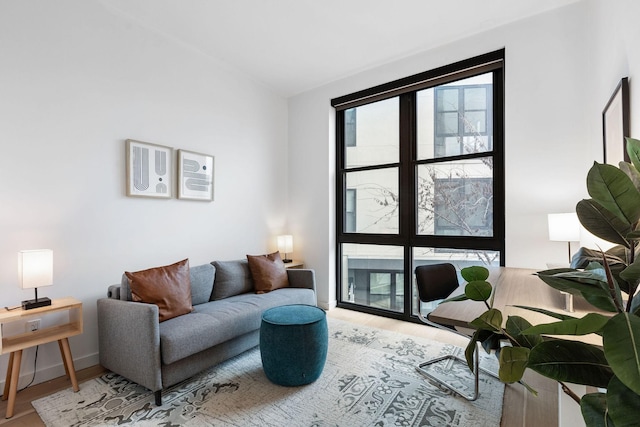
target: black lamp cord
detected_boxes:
[0,346,39,398]
[17,345,39,392]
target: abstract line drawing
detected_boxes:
[177,149,214,201]
[126,139,172,199]
[132,146,150,192]
[155,150,168,194]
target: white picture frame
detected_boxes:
[125,139,172,199]
[177,149,214,201]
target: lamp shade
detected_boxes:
[18,249,53,289]
[548,213,580,242]
[277,235,293,253]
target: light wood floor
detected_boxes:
[0,307,558,426]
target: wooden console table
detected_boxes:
[430,267,608,426]
[430,267,606,346]
[1,297,83,418]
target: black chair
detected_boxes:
[414,263,497,401]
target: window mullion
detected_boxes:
[399,92,415,317]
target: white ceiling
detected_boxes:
[101,0,581,97]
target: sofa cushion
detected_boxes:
[190,263,216,305]
[125,258,193,322]
[246,251,289,293]
[160,287,316,364]
[211,260,253,300]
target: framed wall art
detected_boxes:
[125,139,172,199]
[177,149,214,201]
[602,77,630,165]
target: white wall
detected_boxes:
[289,2,593,309]
[0,1,288,386]
[588,0,640,145]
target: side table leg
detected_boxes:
[58,340,70,379]
[2,352,14,401]
[58,338,79,392]
[5,350,23,419]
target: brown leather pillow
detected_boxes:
[125,258,193,322]
[246,251,289,294]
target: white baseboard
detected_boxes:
[0,352,99,391]
[318,300,337,311]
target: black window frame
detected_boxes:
[332,49,505,322]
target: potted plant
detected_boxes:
[448,137,640,426]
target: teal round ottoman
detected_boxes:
[260,304,328,386]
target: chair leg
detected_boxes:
[154,390,162,406]
[416,344,498,401]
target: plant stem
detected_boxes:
[626,240,637,313]
[559,381,581,404]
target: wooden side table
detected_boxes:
[284,260,304,269]
[1,297,83,418]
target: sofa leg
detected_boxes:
[154,390,162,406]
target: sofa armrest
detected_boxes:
[97,298,163,392]
[286,268,316,294]
[107,284,121,299]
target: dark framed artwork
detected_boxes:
[602,77,630,165]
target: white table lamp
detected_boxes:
[548,214,580,312]
[18,249,53,310]
[548,213,580,263]
[277,235,293,263]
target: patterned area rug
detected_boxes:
[33,318,503,426]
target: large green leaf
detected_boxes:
[464,280,492,302]
[571,247,631,294]
[619,259,640,294]
[505,315,543,348]
[577,199,631,247]
[528,340,613,387]
[498,346,529,383]
[461,266,489,282]
[586,161,640,225]
[607,375,640,427]
[619,160,640,191]
[473,328,504,354]
[536,271,619,312]
[580,393,612,427]
[602,253,626,313]
[521,313,609,336]
[631,296,640,316]
[440,293,469,304]
[512,305,578,321]
[626,137,640,175]
[465,329,502,372]
[469,308,503,332]
[602,312,640,394]
[571,247,627,271]
[465,331,480,372]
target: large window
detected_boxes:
[333,50,505,321]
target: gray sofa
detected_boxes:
[97,259,316,405]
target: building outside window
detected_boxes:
[333,50,505,321]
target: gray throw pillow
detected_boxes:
[190,263,216,305]
[211,260,253,300]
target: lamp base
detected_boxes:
[22,297,51,310]
[282,259,292,263]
